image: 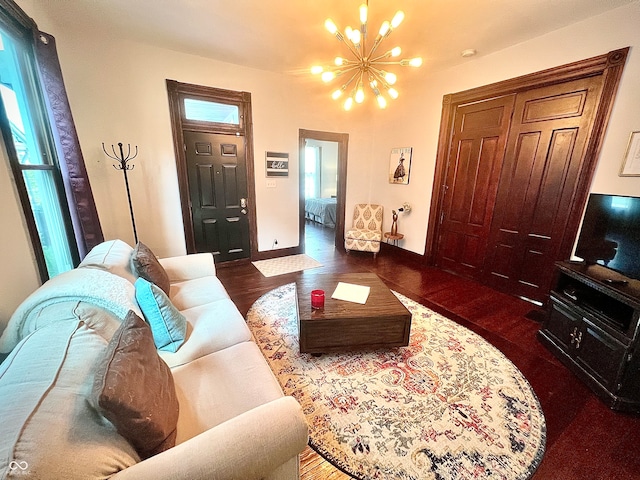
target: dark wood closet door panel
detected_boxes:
[485,77,603,302]
[529,129,580,232]
[436,95,515,279]
[427,48,629,306]
[440,137,499,270]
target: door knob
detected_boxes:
[240,198,247,208]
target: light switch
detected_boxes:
[266,179,277,188]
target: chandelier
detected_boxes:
[311,1,422,110]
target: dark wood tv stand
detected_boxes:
[537,261,640,413]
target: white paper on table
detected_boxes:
[331,282,370,304]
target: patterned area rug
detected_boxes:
[251,254,322,277]
[247,284,546,480]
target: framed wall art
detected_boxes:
[266,151,289,177]
[389,147,412,185]
[620,131,640,176]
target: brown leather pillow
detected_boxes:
[92,310,179,459]
[131,242,171,296]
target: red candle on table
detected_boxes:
[311,289,325,309]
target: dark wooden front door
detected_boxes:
[484,76,603,302]
[436,95,515,279]
[184,131,250,262]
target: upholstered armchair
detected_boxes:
[345,204,384,258]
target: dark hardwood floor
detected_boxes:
[216,222,640,480]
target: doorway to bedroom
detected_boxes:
[298,129,348,254]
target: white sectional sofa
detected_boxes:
[0,239,308,479]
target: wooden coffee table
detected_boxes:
[295,272,412,354]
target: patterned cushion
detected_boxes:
[345,229,382,241]
[345,237,382,253]
[352,204,383,231]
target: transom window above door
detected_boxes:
[183,98,239,125]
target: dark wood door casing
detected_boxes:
[298,129,349,253]
[166,80,257,258]
[426,48,629,303]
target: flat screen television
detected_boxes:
[575,193,640,282]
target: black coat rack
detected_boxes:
[102,142,139,243]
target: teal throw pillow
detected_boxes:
[134,277,187,352]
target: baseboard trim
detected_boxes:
[251,246,303,262]
[380,242,424,263]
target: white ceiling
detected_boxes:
[32,0,635,75]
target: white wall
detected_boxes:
[366,1,640,254]
[55,37,317,257]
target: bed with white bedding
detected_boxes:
[304,197,337,227]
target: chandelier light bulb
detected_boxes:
[383,71,397,84]
[344,96,354,111]
[332,88,343,100]
[350,29,361,46]
[390,47,402,57]
[335,57,344,66]
[355,85,365,103]
[345,26,353,39]
[378,21,390,37]
[391,11,405,29]
[359,3,368,24]
[370,82,387,109]
[399,57,423,67]
[311,65,323,75]
[388,87,399,99]
[325,19,338,35]
[321,71,336,82]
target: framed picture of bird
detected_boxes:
[389,147,412,185]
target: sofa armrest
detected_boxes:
[158,253,216,282]
[111,396,308,480]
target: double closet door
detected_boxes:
[432,48,628,304]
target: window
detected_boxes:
[183,98,239,124]
[304,145,321,199]
[0,25,76,278]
